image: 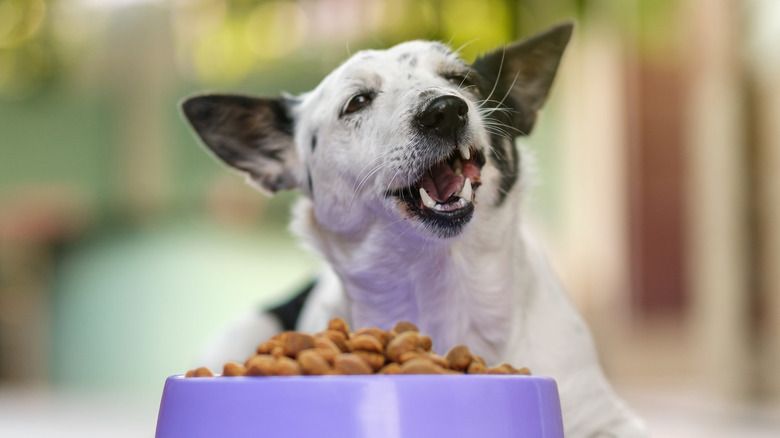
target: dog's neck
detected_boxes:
[293,193,529,364]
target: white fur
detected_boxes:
[195,38,648,438]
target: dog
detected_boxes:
[181,22,647,438]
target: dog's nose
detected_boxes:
[417,95,469,140]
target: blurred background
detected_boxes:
[1,0,779,436]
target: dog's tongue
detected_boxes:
[420,161,463,203]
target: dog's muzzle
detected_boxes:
[387,94,486,238]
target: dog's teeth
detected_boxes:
[459,145,471,161]
[419,187,436,209]
[459,178,473,201]
[453,158,463,176]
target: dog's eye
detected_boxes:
[343,94,372,115]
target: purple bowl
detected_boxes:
[155,374,564,437]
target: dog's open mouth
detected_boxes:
[389,145,485,232]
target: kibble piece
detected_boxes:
[486,363,516,374]
[276,357,303,376]
[416,335,433,352]
[349,334,384,353]
[256,339,282,355]
[472,355,487,367]
[314,337,341,355]
[466,361,488,374]
[446,345,473,372]
[353,327,388,347]
[328,318,351,338]
[185,369,196,378]
[398,351,425,363]
[400,358,443,374]
[193,366,214,377]
[283,332,316,358]
[222,361,247,377]
[378,362,402,374]
[353,350,386,372]
[306,347,338,364]
[246,355,277,376]
[334,353,373,375]
[427,353,450,369]
[392,321,419,333]
[298,350,332,375]
[386,331,419,362]
[320,330,349,352]
[516,367,531,375]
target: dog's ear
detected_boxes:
[472,21,573,134]
[181,94,300,193]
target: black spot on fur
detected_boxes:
[311,134,317,152]
[267,279,316,331]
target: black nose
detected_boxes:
[416,95,469,140]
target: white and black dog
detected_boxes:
[182,22,647,438]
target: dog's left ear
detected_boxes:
[472,21,573,134]
[181,94,300,193]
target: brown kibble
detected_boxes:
[486,363,516,374]
[314,337,341,354]
[472,355,487,367]
[353,327,388,347]
[334,353,373,375]
[222,361,247,377]
[327,318,351,338]
[428,353,450,369]
[400,358,444,374]
[185,369,196,378]
[386,331,419,362]
[467,361,488,374]
[392,321,419,333]
[398,351,424,363]
[516,367,532,375]
[446,345,473,372]
[246,355,277,376]
[256,339,282,355]
[283,332,316,357]
[378,362,402,374]
[276,357,303,376]
[193,366,214,377]
[416,335,433,352]
[298,350,332,375]
[349,334,384,353]
[353,350,386,372]
[320,330,349,352]
[271,346,285,358]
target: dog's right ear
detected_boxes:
[181,94,300,193]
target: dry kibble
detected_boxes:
[386,331,419,363]
[400,358,443,374]
[222,361,247,377]
[256,339,282,355]
[446,345,473,372]
[353,327,388,347]
[378,362,402,374]
[320,330,350,352]
[283,332,316,358]
[327,318,351,338]
[392,321,419,334]
[298,350,332,375]
[246,355,277,376]
[416,335,433,352]
[353,350,386,372]
[186,319,531,378]
[349,334,384,353]
[276,357,303,376]
[334,353,373,375]
[193,366,214,377]
[516,367,531,375]
[428,353,450,369]
[467,361,488,374]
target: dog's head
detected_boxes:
[182,23,572,240]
